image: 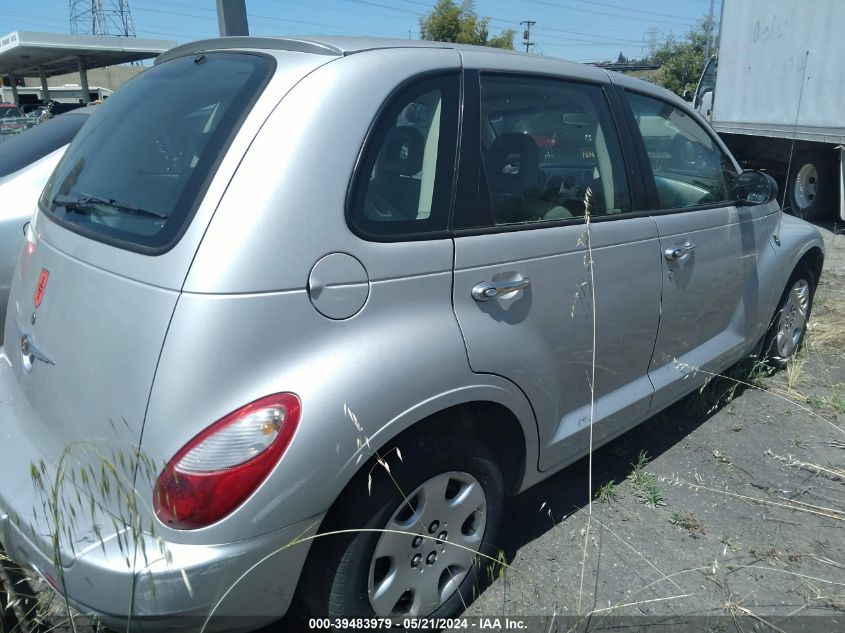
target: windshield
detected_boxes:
[1,107,23,118]
[41,52,273,252]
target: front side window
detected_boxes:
[41,52,273,252]
[627,91,736,210]
[348,74,459,239]
[455,74,631,230]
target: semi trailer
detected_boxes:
[694,0,845,221]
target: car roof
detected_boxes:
[156,35,687,109]
[157,35,532,65]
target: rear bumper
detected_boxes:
[0,348,322,631]
[0,511,321,633]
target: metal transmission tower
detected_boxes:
[643,27,661,61]
[69,0,137,37]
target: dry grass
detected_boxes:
[669,511,706,538]
[807,278,845,354]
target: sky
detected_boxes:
[0,0,721,63]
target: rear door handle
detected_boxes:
[472,277,531,302]
[664,241,695,261]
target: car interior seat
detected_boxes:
[364,126,425,221]
[485,132,547,223]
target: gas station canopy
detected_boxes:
[0,31,176,78]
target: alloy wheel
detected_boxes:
[775,278,810,358]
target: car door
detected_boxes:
[451,68,662,470]
[620,89,771,412]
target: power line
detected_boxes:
[568,0,699,22]
[336,0,422,17]
[272,0,420,24]
[524,0,699,27]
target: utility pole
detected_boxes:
[704,0,715,59]
[216,0,249,36]
[520,20,535,54]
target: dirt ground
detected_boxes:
[457,225,845,631]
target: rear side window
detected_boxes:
[348,73,459,240]
[41,52,273,253]
[626,91,737,210]
[454,74,631,230]
[0,112,87,178]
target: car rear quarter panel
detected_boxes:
[143,285,538,545]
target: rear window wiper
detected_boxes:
[52,195,168,221]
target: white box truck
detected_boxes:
[694,0,845,221]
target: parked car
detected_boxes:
[0,37,824,632]
[0,108,93,345]
[0,103,35,139]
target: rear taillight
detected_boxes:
[19,225,36,277]
[153,393,301,530]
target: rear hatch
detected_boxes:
[0,49,327,563]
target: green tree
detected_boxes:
[652,17,714,96]
[419,0,515,50]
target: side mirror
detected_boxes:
[736,170,778,206]
[682,89,693,102]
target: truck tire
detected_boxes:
[786,151,833,221]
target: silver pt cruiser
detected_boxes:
[0,36,823,631]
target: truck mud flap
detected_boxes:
[839,145,845,222]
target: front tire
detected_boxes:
[300,432,504,620]
[762,265,816,367]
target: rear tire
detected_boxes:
[762,265,816,368]
[786,151,834,221]
[299,432,504,622]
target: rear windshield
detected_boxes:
[41,52,273,253]
[0,112,88,178]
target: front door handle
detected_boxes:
[472,277,531,302]
[664,241,695,261]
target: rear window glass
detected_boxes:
[41,52,273,253]
[0,112,88,178]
